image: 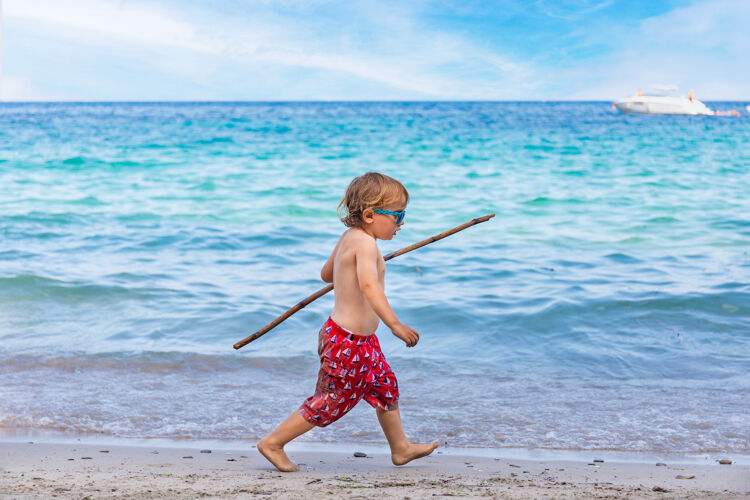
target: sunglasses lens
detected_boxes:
[397,213,405,225]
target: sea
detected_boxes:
[1,102,749,457]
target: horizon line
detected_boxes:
[1,99,748,104]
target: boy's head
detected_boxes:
[338,172,409,228]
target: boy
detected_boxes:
[258,172,438,472]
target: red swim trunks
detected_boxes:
[299,317,399,427]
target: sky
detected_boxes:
[2,0,749,101]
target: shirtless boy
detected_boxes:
[258,172,438,472]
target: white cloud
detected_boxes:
[533,0,615,21]
[569,0,750,100]
[640,0,750,46]
[3,0,538,99]
[5,0,222,53]
[1,75,49,100]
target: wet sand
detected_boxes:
[1,440,748,499]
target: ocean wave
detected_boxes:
[1,351,748,453]
[0,274,176,302]
[0,351,313,375]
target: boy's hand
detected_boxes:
[391,323,419,348]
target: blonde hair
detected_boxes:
[338,172,409,228]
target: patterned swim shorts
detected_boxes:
[299,317,399,427]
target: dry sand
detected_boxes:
[1,440,749,499]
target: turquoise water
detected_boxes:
[1,102,749,453]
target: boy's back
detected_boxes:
[329,228,385,336]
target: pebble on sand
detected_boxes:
[675,475,695,479]
[353,451,367,458]
[200,449,212,454]
[656,463,667,466]
[718,459,732,465]
[182,456,193,459]
[593,459,604,463]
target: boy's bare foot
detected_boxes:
[391,442,439,466]
[257,438,299,472]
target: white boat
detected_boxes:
[613,86,713,115]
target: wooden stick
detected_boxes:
[233,213,495,350]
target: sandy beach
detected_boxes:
[1,440,748,499]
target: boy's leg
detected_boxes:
[376,407,439,466]
[258,411,315,472]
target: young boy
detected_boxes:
[258,172,438,472]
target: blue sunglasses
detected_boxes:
[373,208,406,225]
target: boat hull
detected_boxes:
[614,96,712,115]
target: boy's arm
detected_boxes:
[355,238,419,347]
[321,254,334,283]
[320,236,344,283]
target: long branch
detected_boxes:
[233,213,495,350]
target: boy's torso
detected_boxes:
[330,228,384,336]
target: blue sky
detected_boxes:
[2,0,749,100]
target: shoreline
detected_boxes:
[2,430,749,466]
[2,439,748,499]
[0,428,750,467]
